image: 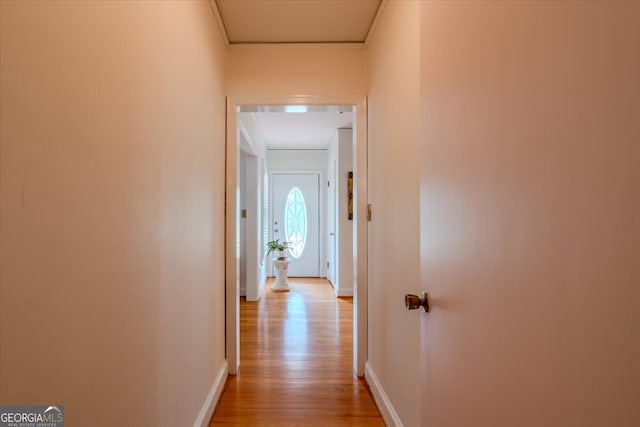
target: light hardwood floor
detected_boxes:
[209,278,384,426]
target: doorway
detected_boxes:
[225,96,368,377]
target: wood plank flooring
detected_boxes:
[210,278,384,426]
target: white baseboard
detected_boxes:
[365,362,404,427]
[193,360,228,427]
[329,281,354,297]
[337,289,353,297]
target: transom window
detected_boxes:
[284,187,308,258]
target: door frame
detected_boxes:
[327,160,337,286]
[225,95,368,376]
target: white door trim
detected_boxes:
[225,95,368,376]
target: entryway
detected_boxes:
[225,97,368,378]
[272,173,320,277]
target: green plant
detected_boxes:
[266,239,291,257]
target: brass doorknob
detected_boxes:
[405,292,430,312]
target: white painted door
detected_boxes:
[272,173,320,277]
[418,3,640,426]
[327,162,337,285]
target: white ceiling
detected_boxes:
[240,109,354,150]
[214,0,381,44]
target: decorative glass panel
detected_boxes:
[284,187,307,258]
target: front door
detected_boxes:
[272,173,320,277]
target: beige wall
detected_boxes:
[366,1,421,426]
[227,45,366,98]
[420,2,640,425]
[0,1,227,425]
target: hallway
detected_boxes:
[210,278,383,426]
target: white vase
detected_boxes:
[272,258,290,292]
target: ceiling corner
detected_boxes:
[364,0,388,46]
[208,0,230,46]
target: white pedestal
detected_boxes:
[272,258,291,292]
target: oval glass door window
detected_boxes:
[284,187,308,258]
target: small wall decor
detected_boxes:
[347,171,353,220]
